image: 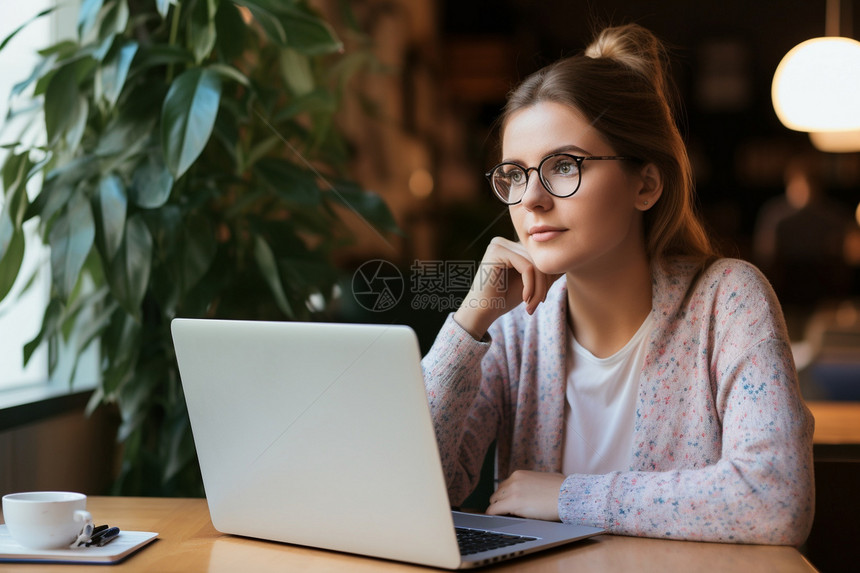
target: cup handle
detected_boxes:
[69,510,94,548]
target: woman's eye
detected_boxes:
[506,169,525,184]
[553,161,577,176]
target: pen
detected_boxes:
[86,526,120,547]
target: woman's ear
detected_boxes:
[636,163,663,211]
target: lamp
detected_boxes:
[771,0,860,133]
[809,129,860,152]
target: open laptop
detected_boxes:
[171,319,603,569]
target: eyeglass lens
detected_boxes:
[490,154,582,203]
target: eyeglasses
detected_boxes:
[485,153,634,205]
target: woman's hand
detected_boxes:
[453,237,557,340]
[486,470,566,522]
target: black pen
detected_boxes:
[87,526,120,547]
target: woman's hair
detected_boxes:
[501,24,717,266]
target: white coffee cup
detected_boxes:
[2,491,94,550]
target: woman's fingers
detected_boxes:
[454,237,556,338]
[493,239,550,315]
[486,470,565,521]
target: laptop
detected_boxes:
[171,319,604,569]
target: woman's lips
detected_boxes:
[528,225,565,242]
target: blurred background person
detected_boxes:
[753,155,854,338]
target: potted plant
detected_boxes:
[0,0,395,495]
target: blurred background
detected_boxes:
[334,0,860,403]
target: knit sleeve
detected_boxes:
[422,313,509,505]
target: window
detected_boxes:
[0,0,96,395]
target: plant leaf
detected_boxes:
[32,45,96,97]
[161,68,222,179]
[28,182,68,230]
[253,234,293,317]
[10,53,59,98]
[108,214,152,317]
[273,88,336,122]
[279,48,314,96]
[67,292,113,386]
[99,307,141,398]
[78,0,105,40]
[62,277,108,336]
[162,403,195,482]
[95,114,157,159]
[23,298,63,366]
[30,156,96,226]
[213,2,246,61]
[0,203,15,264]
[180,213,217,294]
[49,190,96,300]
[73,296,116,373]
[98,0,130,41]
[277,3,343,55]
[130,149,174,208]
[243,134,280,169]
[96,40,139,109]
[65,96,89,150]
[254,158,321,205]
[37,39,79,58]
[92,33,115,62]
[118,367,158,440]
[326,181,399,234]
[239,3,286,45]
[207,63,250,87]
[155,0,174,18]
[0,7,56,54]
[129,45,194,73]
[28,161,92,233]
[97,174,127,260]
[44,63,80,145]
[190,0,218,64]
[236,1,342,54]
[0,154,32,284]
[2,152,33,223]
[0,230,25,303]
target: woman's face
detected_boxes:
[502,101,650,277]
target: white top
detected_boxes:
[561,314,656,475]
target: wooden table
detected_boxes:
[807,400,860,444]
[0,497,817,572]
[807,400,860,460]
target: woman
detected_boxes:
[421,23,814,545]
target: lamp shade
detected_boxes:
[772,37,860,132]
[810,129,860,152]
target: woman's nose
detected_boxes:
[519,170,553,210]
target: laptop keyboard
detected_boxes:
[455,527,538,556]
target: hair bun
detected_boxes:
[585,24,671,101]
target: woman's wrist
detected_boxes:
[453,305,494,341]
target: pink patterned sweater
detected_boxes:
[422,257,814,545]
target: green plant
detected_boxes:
[0,0,395,495]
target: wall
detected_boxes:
[0,405,118,497]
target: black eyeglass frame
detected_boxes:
[484,153,635,205]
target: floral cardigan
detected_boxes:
[421,257,814,545]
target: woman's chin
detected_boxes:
[530,256,570,277]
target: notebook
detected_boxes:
[171,319,603,569]
[0,527,158,564]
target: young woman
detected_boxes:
[421,23,814,545]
